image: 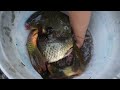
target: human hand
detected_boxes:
[68,11,91,48]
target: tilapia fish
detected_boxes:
[26,29,85,79]
[26,11,86,79]
[26,11,73,63]
[26,30,47,72]
[37,36,73,63]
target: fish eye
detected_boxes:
[46,27,53,34]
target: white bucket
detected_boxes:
[0,11,120,79]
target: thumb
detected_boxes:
[74,35,85,48]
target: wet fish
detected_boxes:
[26,11,86,79]
[25,11,72,38]
[26,30,47,72]
[26,29,85,79]
[46,41,86,79]
[26,11,74,63]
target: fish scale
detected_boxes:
[39,39,73,63]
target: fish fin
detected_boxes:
[34,47,47,72]
[64,48,73,57]
[73,41,86,71]
[27,44,47,73]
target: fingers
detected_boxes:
[74,35,85,48]
[68,11,91,48]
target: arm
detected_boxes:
[68,11,91,48]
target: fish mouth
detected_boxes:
[25,23,37,30]
[25,23,31,30]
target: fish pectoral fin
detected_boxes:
[73,42,86,70]
[64,48,73,57]
[63,67,77,77]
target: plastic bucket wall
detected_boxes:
[0,11,120,79]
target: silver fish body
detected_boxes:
[38,37,73,63]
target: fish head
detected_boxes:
[25,11,46,30]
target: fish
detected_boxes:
[26,11,74,63]
[26,30,47,73]
[26,11,86,79]
[37,37,73,63]
[25,11,72,37]
[46,41,86,79]
[26,29,86,79]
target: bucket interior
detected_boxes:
[0,11,120,79]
